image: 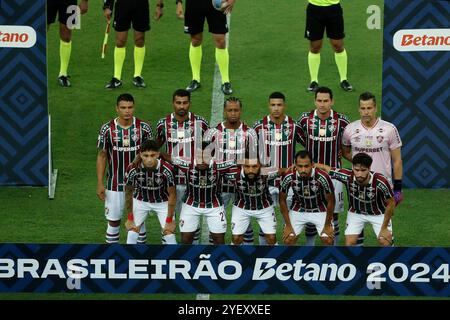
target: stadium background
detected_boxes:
[0,0,448,299]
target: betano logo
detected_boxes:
[0,25,37,48]
[393,29,450,52]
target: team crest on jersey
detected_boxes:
[293,182,302,192]
[328,125,335,133]
[310,180,318,192]
[377,135,384,143]
[367,191,375,199]
[330,118,336,124]
[257,182,265,191]
[248,186,257,194]
[208,174,216,183]
[147,178,154,187]
[132,134,139,142]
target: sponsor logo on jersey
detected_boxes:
[393,28,450,52]
[0,25,36,48]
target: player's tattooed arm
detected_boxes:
[96,150,107,201]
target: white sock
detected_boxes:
[163,234,177,244]
[138,224,147,244]
[127,230,139,244]
[106,224,120,243]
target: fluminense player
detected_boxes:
[280,150,334,246]
[124,140,177,244]
[156,89,209,243]
[297,86,350,246]
[317,153,395,247]
[173,144,228,245]
[253,91,303,244]
[228,158,278,246]
[97,93,153,244]
[342,92,403,205]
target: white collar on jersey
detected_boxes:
[360,117,380,131]
[266,115,289,124]
[114,116,135,128]
[221,121,243,131]
[313,109,334,119]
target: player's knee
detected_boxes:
[134,33,145,47]
[309,41,322,53]
[59,24,72,42]
[232,235,243,245]
[191,34,203,46]
[211,233,225,245]
[108,220,121,227]
[330,40,344,53]
[265,234,276,245]
[214,38,226,49]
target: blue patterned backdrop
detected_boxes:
[382,0,449,188]
[0,244,448,297]
[0,0,48,186]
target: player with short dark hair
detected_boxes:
[304,0,353,92]
[280,150,335,246]
[297,86,350,246]
[184,0,236,95]
[156,88,209,243]
[252,92,304,244]
[342,91,403,205]
[317,153,395,247]
[173,145,228,245]
[97,93,153,244]
[124,140,177,244]
[103,0,164,89]
[47,0,89,87]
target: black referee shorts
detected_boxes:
[304,3,345,41]
[113,0,150,32]
[47,0,77,26]
[184,0,228,35]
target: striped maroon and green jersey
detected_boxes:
[280,167,334,212]
[97,117,153,192]
[253,115,303,187]
[297,110,349,168]
[124,159,175,203]
[229,167,273,210]
[175,159,228,208]
[329,168,394,215]
[156,112,209,185]
[204,122,258,193]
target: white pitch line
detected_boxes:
[196,13,232,302]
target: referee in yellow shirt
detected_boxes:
[305,0,353,92]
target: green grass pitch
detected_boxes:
[0,0,448,300]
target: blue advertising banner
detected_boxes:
[0,244,448,297]
[382,0,450,188]
[0,0,48,186]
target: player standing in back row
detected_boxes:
[97,93,153,244]
[297,86,350,246]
